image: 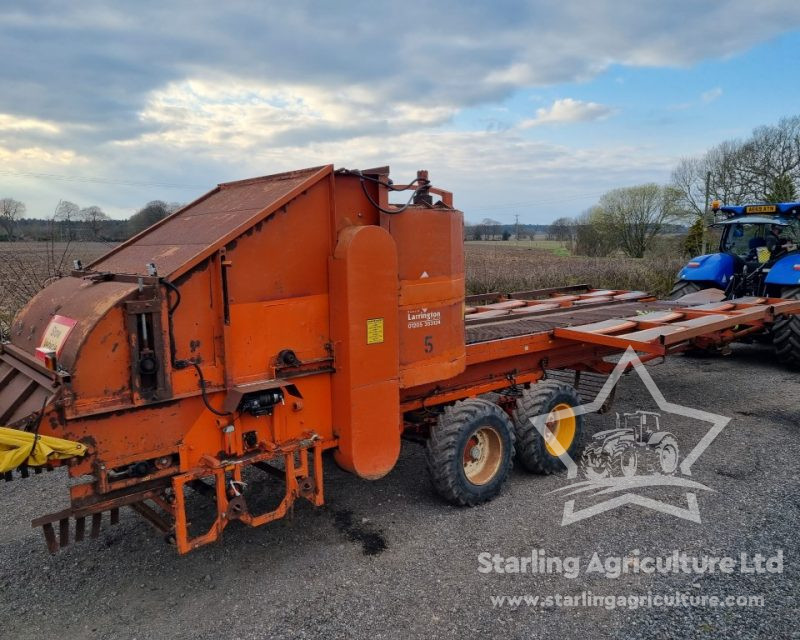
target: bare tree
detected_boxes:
[54,200,80,241]
[672,115,800,210]
[128,200,174,236]
[478,218,502,240]
[738,116,800,200]
[0,197,25,241]
[548,216,575,244]
[0,214,74,338]
[463,224,482,241]
[574,208,617,257]
[80,205,110,239]
[765,174,798,202]
[592,184,685,258]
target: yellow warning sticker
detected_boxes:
[366,318,384,344]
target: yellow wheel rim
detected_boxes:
[463,426,503,485]
[544,402,576,457]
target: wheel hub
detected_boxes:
[463,426,503,486]
[544,403,577,457]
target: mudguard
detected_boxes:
[647,431,677,446]
[764,253,800,287]
[677,253,735,288]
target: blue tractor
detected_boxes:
[670,201,800,365]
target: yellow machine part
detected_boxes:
[0,427,87,473]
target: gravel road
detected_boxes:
[1,343,797,639]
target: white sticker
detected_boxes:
[407,308,441,329]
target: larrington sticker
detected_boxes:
[407,308,442,329]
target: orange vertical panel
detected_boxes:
[329,225,400,479]
[382,207,466,387]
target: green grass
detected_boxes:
[466,239,571,257]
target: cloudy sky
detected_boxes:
[2,1,800,224]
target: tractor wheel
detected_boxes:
[612,446,638,477]
[668,280,704,300]
[653,435,679,474]
[581,446,609,480]
[513,381,585,474]
[426,398,515,506]
[772,286,800,367]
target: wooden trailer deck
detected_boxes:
[463,285,800,353]
[401,284,800,412]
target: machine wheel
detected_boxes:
[513,381,584,474]
[668,280,704,300]
[653,435,679,474]
[613,446,638,477]
[426,398,515,506]
[772,286,800,367]
[581,446,609,480]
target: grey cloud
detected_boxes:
[4,0,799,132]
[1,0,799,218]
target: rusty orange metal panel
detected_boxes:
[69,306,133,414]
[227,295,330,384]
[90,166,332,278]
[382,205,466,388]
[223,176,333,305]
[329,225,400,480]
[8,277,137,364]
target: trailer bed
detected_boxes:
[401,285,800,411]
[466,300,665,344]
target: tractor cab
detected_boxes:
[621,410,660,442]
[671,201,800,300]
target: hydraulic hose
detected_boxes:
[160,278,232,417]
[337,169,429,214]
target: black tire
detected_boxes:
[513,381,585,474]
[772,286,800,366]
[581,445,609,480]
[653,435,679,474]
[612,446,638,477]
[426,398,515,506]
[668,280,704,300]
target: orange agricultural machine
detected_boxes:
[1,165,798,554]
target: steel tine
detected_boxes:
[90,512,102,538]
[42,523,58,553]
[59,518,70,547]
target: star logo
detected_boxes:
[535,348,729,525]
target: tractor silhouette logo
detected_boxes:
[541,348,730,525]
[581,411,679,480]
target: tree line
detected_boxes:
[0,199,181,242]
[464,220,552,241]
[548,114,800,258]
